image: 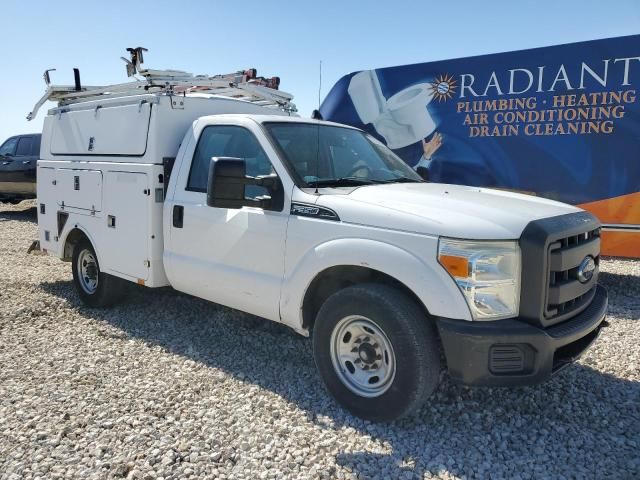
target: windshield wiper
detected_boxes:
[306,176,423,187]
[306,177,376,187]
[376,176,424,184]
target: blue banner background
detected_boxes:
[320,35,640,205]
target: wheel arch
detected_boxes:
[280,237,472,334]
[301,265,430,331]
[60,225,101,264]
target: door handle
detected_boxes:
[1,162,9,165]
[172,205,184,228]
[23,160,31,164]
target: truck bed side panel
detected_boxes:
[37,160,168,287]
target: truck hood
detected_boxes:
[315,183,581,239]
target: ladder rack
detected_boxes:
[27,47,296,120]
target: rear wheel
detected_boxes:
[72,239,125,307]
[313,283,442,421]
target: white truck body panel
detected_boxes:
[279,194,475,324]
[103,171,150,281]
[41,94,285,164]
[316,182,580,240]
[38,160,166,286]
[50,102,152,156]
[163,116,295,322]
[54,168,103,211]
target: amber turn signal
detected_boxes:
[439,254,469,278]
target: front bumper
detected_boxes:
[436,285,608,386]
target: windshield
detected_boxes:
[264,122,423,187]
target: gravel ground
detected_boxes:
[0,200,638,480]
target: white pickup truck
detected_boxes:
[32,57,608,421]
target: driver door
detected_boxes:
[164,123,291,322]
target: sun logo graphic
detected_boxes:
[430,74,457,102]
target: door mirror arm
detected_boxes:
[254,174,280,191]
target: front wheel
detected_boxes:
[72,239,125,307]
[313,284,443,421]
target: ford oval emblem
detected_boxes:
[577,256,596,283]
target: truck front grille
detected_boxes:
[545,228,600,324]
[519,211,602,329]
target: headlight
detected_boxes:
[438,238,521,320]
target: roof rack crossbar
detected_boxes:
[27,48,296,120]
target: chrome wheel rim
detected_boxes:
[77,249,99,294]
[330,315,396,398]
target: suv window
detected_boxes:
[0,137,18,156]
[31,137,41,157]
[187,126,274,199]
[16,136,34,156]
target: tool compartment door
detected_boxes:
[50,102,151,156]
[103,171,150,281]
[55,169,103,211]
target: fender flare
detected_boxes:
[279,237,472,332]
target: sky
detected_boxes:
[1,0,638,141]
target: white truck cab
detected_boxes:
[31,51,608,421]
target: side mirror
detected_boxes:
[206,157,283,210]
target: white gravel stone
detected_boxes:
[0,200,638,479]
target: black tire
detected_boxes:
[72,239,126,307]
[313,283,442,421]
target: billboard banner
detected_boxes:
[320,35,640,257]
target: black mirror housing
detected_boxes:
[206,157,283,211]
[207,157,247,209]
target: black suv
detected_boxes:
[0,134,41,203]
